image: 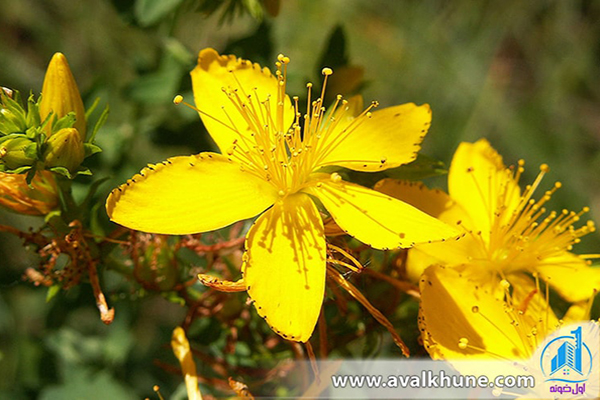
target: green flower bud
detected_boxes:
[43,127,84,173]
[0,136,36,169]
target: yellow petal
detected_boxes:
[373,178,478,279]
[190,48,294,153]
[316,103,431,172]
[243,193,326,342]
[106,153,277,234]
[448,139,521,242]
[563,302,591,322]
[420,265,538,360]
[40,52,86,138]
[305,179,460,250]
[171,327,202,400]
[507,272,559,330]
[535,252,600,303]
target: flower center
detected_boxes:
[458,278,566,361]
[465,161,595,274]
[177,55,377,197]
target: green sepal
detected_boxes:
[88,104,109,144]
[25,92,42,129]
[83,143,102,158]
[49,165,93,180]
[0,132,25,144]
[51,112,77,134]
[85,97,101,121]
[24,142,38,159]
[0,89,28,134]
[44,209,62,224]
[49,166,73,179]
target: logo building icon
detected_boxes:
[536,322,599,397]
[550,326,583,376]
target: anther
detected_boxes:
[322,67,333,76]
[330,173,342,183]
[173,95,183,105]
[458,338,469,350]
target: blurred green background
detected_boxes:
[2,0,600,398]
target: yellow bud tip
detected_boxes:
[173,95,183,105]
[540,163,549,172]
[322,67,333,76]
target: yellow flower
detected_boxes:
[0,170,59,215]
[418,263,587,360]
[106,48,459,342]
[39,52,86,139]
[377,138,600,303]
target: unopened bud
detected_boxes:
[0,136,36,169]
[39,53,86,139]
[43,127,84,173]
[134,233,178,291]
[0,170,59,215]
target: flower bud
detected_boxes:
[39,53,86,139]
[134,233,179,291]
[0,136,36,169]
[0,170,59,215]
[43,127,84,173]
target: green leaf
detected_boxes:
[46,285,61,303]
[80,177,110,214]
[134,0,185,27]
[339,154,448,188]
[386,153,448,181]
[127,53,185,105]
[318,25,349,71]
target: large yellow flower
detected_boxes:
[106,48,459,342]
[377,138,600,303]
[419,264,566,361]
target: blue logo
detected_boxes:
[539,324,596,396]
